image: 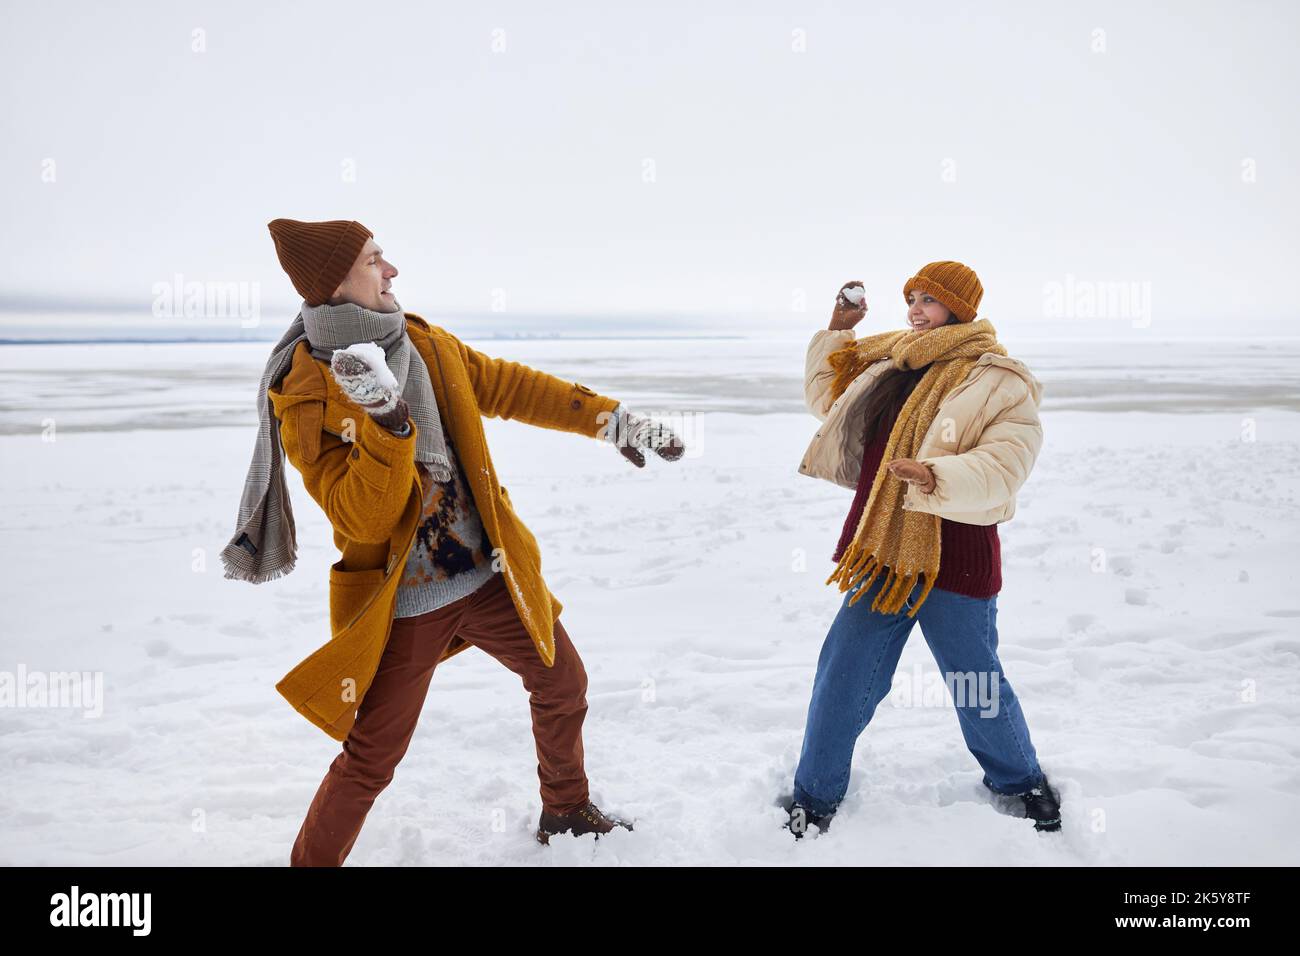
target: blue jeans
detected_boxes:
[792,572,1044,819]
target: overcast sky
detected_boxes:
[1,0,1296,338]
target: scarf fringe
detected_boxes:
[825,536,936,620]
[220,548,298,585]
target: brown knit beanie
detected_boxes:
[267,218,373,306]
[903,260,984,323]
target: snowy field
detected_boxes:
[1,332,1298,866]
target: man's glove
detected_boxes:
[603,403,685,468]
[329,347,411,433]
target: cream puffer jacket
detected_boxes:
[798,327,1045,525]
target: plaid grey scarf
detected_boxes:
[221,301,452,584]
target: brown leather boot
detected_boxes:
[535,801,633,844]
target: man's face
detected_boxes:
[330,238,400,312]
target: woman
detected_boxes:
[785,260,1061,837]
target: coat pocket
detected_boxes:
[328,560,386,636]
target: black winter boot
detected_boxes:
[987,775,1062,832]
[1019,776,1062,831]
[782,798,832,839]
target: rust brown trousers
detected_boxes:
[290,569,590,866]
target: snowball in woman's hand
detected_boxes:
[334,342,398,392]
[840,285,865,306]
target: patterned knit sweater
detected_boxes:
[832,402,1001,599]
[389,422,498,617]
[386,397,635,617]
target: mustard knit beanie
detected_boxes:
[903,260,984,323]
[267,218,373,306]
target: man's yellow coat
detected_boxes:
[266,313,620,741]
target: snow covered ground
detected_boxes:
[2,331,1298,866]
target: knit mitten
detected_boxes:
[603,403,685,468]
[329,347,410,433]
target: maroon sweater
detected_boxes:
[832,403,1001,598]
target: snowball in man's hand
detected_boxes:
[840,285,865,306]
[334,342,398,392]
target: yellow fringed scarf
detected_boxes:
[824,318,1007,617]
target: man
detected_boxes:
[223,218,683,865]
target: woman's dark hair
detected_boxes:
[857,312,959,442]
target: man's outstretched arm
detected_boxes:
[456,338,620,439]
[450,334,686,467]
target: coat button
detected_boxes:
[570,399,582,409]
[350,447,360,460]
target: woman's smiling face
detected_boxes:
[906,290,953,331]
